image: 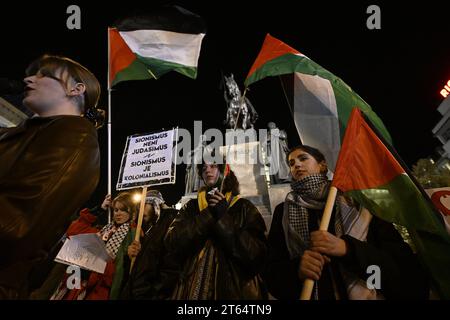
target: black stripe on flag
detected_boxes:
[114,5,206,34]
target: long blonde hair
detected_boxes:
[112,192,137,223]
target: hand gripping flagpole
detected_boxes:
[107,28,112,224]
[300,186,338,300]
[220,88,248,193]
[130,186,148,273]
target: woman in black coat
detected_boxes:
[263,145,429,300]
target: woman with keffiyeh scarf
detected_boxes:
[263,145,429,300]
[50,192,137,300]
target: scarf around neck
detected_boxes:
[283,174,329,256]
[282,173,375,300]
[99,222,130,259]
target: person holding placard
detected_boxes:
[263,145,429,300]
[120,190,179,299]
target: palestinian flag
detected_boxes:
[245,33,391,170]
[109,5,206,87]
[223,163,231,178]
[332,107,450,299]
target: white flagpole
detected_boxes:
[107,27,112,224]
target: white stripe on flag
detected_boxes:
[119,30,205,67]
[293,72,341,171]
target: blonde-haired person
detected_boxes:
[50,192,137,300]
[0,55,105,299]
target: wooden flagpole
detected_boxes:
[299,186,338,300]
[130,186,148,273]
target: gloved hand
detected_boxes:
[209,199,228,220]
[207,191,228,220]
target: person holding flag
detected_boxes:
[162,158,268,299]
[263,144,429,300]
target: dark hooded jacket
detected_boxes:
[120,207,179,299]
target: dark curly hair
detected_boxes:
[196,162,240,196]
[286,145,328,175]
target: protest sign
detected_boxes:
[117,128,177,190]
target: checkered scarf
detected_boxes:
[99,222,130,259]
[284,174,328,251]
[282,174,328,299]
[282,173,374,299]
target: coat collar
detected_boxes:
[0,115,81,141]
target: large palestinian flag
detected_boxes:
[245,33,391,170]
[333,107,450,299]
[109,5,206,87]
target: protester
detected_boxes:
[263,145,429,300]
[163,160,268,299]
[0,55,104,299]
[51,192,137,300]
[120,190,179,299]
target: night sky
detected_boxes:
[1,1,449,206]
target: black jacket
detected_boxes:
[120,207,179,299]
[163,197,268,299]
[263,202,430,300]
[0,116,100,298]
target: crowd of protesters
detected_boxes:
[0,55,431,300]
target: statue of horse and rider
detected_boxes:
[223,74,258,130]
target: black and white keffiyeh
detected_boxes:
[99,222,130,259]
[282,173,375,300]
[284,174,328,253]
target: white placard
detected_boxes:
[117,128,177,190]
[54,233,111,274]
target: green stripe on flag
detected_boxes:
[245,53,392,145]
[111,59,155,87]
[136,55,198,80]
[347,174,448,236]
[347,174,450,299]
[112,55,198,87]
[408,227,450,299]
